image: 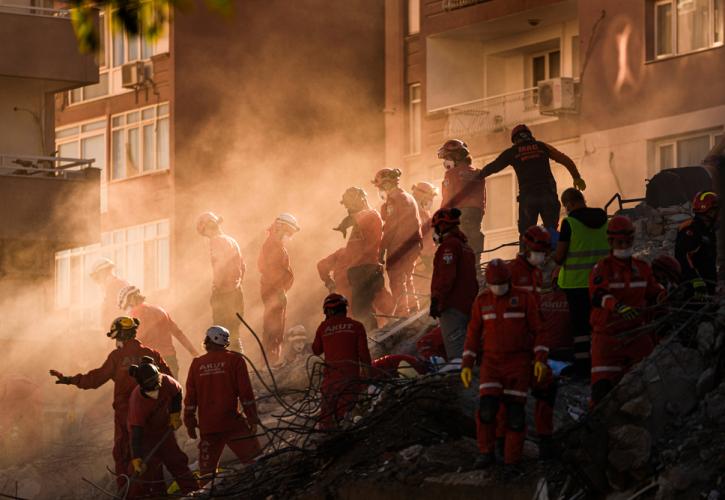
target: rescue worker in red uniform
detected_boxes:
[429,208,479,359]
[411,181,439,274]
[184,326,261,481]
[416,325,447,361]
[373,168,423,317]
[90,258,130,330]
[258,213,300,364]
[311,294,372,429]
[50,317,171,490]
[119,285,199,377]
[589,216,664,406]
[197,211,246,353]
[438,139,486,256]
[541,267,574,360]
[336,187,386,332]
[127,358,197,498]
[477,124,586,240]
[461,259,548,468]
[675,191,719,297]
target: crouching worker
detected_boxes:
[461,259,547,468]
[312,294,371,429]
[127,358,197,498]
[184,326,261,483]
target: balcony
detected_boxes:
[0,4,98,91]
[443,87,555,139]
[0,154,100,246]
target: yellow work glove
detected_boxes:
[460,367,472,388]
[573,177,586,191]
[131,458,146,474]
[692,278,708,300]
[534,361,548,384]
[169,412,182,430]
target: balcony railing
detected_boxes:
[443,87,552,139]
[0,4,70,18]
[0,154,94,179]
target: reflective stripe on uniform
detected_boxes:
[591,366,622,373]
[609,281,647,289]
[482,313,497,320]
[518,285,534,291]
[558,217,609,288]
[503,389,528,398]
[574,335,590,343]
[480,382,503,390]
[462,349,477,358]
[534,345,549,353]
[503,312,525,319]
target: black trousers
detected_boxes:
[347,264,384,332]
[518,189,561,236]
[563,287,592,375]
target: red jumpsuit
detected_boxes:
[258,233,294,363]
[430,228,479,315]
[67,339,170,489]
[209,234,246,351]
[540,290,573,356]
[416,326,447,360]
[463,288,546,464]
[184,349,261,476]
[311,315,371,428]
[441,164,486,254]
[381,187,422,316]
[101,275,130,329]
[126,375,196,498]
[129,303,198,377]
[589,256,663,404]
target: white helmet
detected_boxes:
[117,285,142,310]
[276,213,300,232]
[196,211,223,235]
[285,325,307,343]
[90,258,114,277]
[205,325,230,346]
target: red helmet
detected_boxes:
[692,191,719,214]
[431,208,461,228]
[485,258,511,285]
[607,215,635,242]
[651,255,682,283]
[437,139,469,161]
[511,124,532,143]
[411,181,439,198]
[323,293,349,310]
[372,168,402,187]
[522,225,551,252]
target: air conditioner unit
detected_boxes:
[537,77,576,114]
[121,61,147,89]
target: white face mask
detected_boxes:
[489,283,509,296]
[443,159,455,170]
[432,232,442,245]
[527,251,546,267]
[115,340,124,349]
[612,248,634,259]
[421,200,432,211]
[282,234,292,243]
[379,190,387,201]
[144,389,160,400]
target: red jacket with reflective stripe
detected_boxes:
[539,290,573,352]
[128,374,181,438]
[508,254,543,300]
[462,288,546,369]
[589,256,663,336]
[346,209,383,268]
[381,187,422,261]
[441,164,486,211]
[430,228,479,314]
[311,316,371,382]
[184,349,259,434]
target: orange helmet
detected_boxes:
[511,124,532,143]
[431,208,461,228]
[692,191,719,214]
[607,215,635,242]
[372,168,402,187]
[437,139,469,161]
[411,181,439,198]
[651,255,682,283]
[522,225,551,252]
[323,293,349,311]
[485,259,511,285]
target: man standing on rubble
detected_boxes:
[312,294,371,429]
[49,317,171,491]
[589,216,664,406]
[127,357,197,497]
[476,124,586,240]
[461,259,548,468]
[258,213,300,364]
[676,191,719,297]
[90,258,129,329]
[429,208,478,359]
[184,326,261,482]
[438,139,486,257]
[411,181,439,274]
[197,211,246,352]
[317,247,352,298]
[336,187,385,331]
[554,188,609,377]
[118,285,200,377]
[373,168,423,317]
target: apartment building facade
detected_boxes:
[387,0,724,257]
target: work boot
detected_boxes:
[538,436,553,460]
[495,437,505,463]
[473,453,495,469]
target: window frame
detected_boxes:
[408,83,422,156]
[407,0,420,36]
[110,102,170,181]
[654,128,724,171]
[651,0,724,61]
[529,48,562,87]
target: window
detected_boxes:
[56,118,108,212]
[408,0,420,35]
[111,103,170,180]
[408,84,422,155]
[69,11,110,104]
[655,129,723,170]
[571,35,581,76]
[653,0,724,58]
[55,219,171,324]
[530,49,561,87]
[483,172,516,232]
